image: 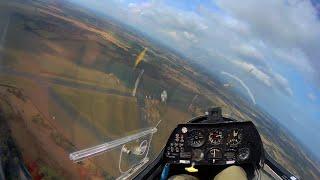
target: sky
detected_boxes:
[71,0,320,157]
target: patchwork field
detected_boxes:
[0,0,319,179]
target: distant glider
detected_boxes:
[134,48,147,68]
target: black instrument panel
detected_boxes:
[163,122,263,167]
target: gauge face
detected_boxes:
[192,149,204,161]
[238,148,250,161]
[208,148,222,159]
[209,129,223,145]
[226,129,242,146]
[187,130,205,148]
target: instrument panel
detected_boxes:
[164,122,263,167]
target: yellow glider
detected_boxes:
[134,48,147,68]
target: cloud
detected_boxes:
[232,60,294,96]
[232,60,272,87]
[183,31,198,43]
[232,44,264,61]
[216,0,320,85]
[273,73,294,96]
[124,1,208,51]
[216,0,320,46]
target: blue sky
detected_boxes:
[71,0,320,157]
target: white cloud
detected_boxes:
[273,73,294,96]
[183,31,198,43]
[216,0,320,46]
[232,60,294,96]
[233,43,264,61]
[216,0,320,84]
[232,60,272,87]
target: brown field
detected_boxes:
[0,0,319,180]
[52,84,141,137]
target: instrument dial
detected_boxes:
[227,129,242,146]
[192,149,204,161]
[208,148,222,159]
[238,148,250,161]
[209,129,223,145]
[187,130,205,148]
